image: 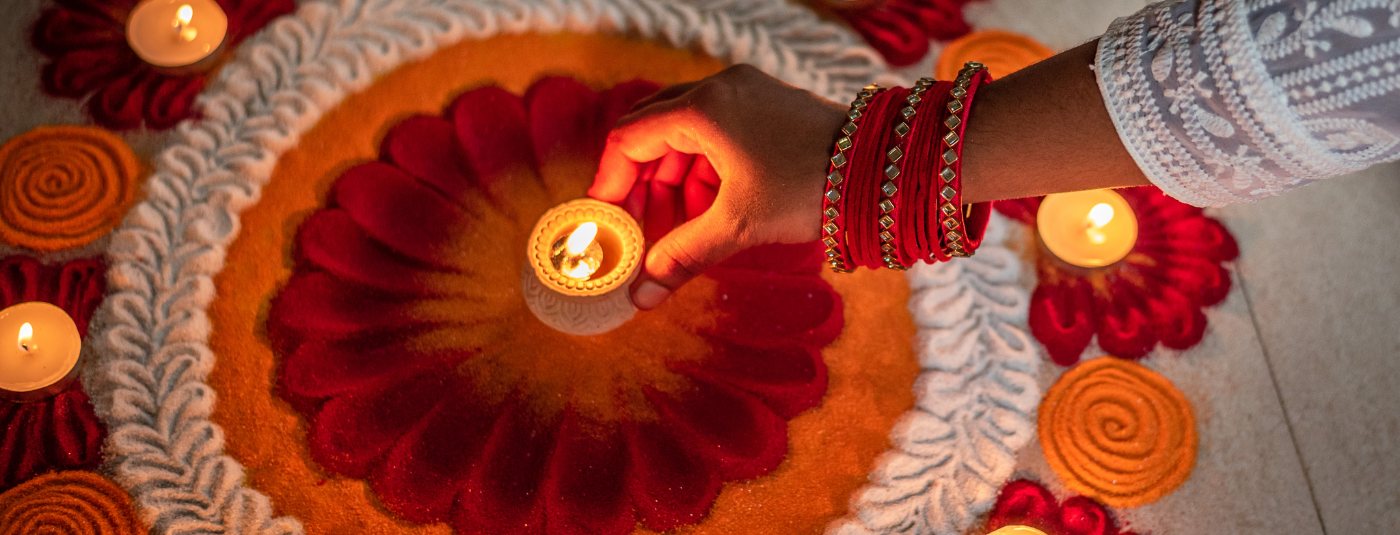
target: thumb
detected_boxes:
[631,207,748,310]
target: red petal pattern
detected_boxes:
[983,479,1140,535]
[31,0,294,130]
[544,414,634,535]
[270,78,843,535]
[624,418,723,532]
[834,0,975,67]
[306,374,453,479]
[999,187,1239,364]
[0,256,107,492]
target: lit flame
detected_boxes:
[562,262,594,279]
[174,5,197,41]
[1087,203,1114,227]
[556,222,602,280]
[1085,203,1114,245]
[565,222,598,256]
[18,323,32,352]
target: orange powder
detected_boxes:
[207,32,921,535]
[0,471,147,535]
[0,126,141,251]
[1038,357,1198,508]
[935,30,1054,81]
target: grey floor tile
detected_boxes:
[1219,162,1400,534]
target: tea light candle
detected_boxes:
[523,199,644,335]
[0,302,83,402]
[988,526,1049,535]
[1037,190,1138,268]
[125,0,228,68]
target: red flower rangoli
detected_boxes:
[267,77,843,535]
[31,0,294,130]
[997,188,1238,365]
[0,256,108,492]
[982,479,1140,535]
[816,0,977,67]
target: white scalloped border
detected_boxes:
[829,215,1040,535]
[87,0,1036,533]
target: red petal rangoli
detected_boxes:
[997,188,1238,365]
[815,0,977,67]
[267,77,843,535]
[983,479,1140,535]
[31,0,294,130]
[0,256,108,492]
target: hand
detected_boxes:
[590,64,847,310]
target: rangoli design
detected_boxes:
[0,471,147,535]
[91,0,886,530]
[70,0,1061,533]
[0,126,139,252]
[0,255,107,492]
[31,0,294,129]
[997,187,1238,365]
[1038,357,1197,508]
[830,215,1040,535]
[982,479,1138,535]
[267,77,842,535]
[817,0,976,66]
[935,29,1054,80]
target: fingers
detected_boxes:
[626,81,700,114]
[589,143,641,202]
[630,206,748,310]
[590,97,708,202]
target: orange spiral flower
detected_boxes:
[1038,358,1198,507]
[936,30,1054,80]
[0,126,140,251]
[0,471,145,535]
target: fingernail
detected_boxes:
[632,280,671,310]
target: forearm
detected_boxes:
[960,40,1150,204]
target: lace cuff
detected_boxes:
[1096,0,1400,207]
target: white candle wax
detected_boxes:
[125,0,228,68]
[0,302,82,401]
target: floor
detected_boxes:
[3,0,1398,533]
[1222,163,1400,534]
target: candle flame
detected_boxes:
[562,262,594,279]
[18,323,32,352]
[174,5,197,41]
[1084,203,1115,245]
[565,222,598,256]
[1087,203,1115,228]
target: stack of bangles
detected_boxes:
[821,61,994,273]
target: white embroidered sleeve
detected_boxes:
[1095,0,1400,207]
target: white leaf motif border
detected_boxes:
[86,0,1039,533]
[831,216,1040,535]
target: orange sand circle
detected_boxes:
[1038,357,1198,508]
[935,29,1054,80]
[0,471,147,535]
[207,32,922,535]
[0,126,140,251]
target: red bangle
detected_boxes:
[906,81,954,264]
[933,63,991,259]
[875,79,938,270]
[821,84,883,273]
[820,61,995,272]
[843,88,903,270]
